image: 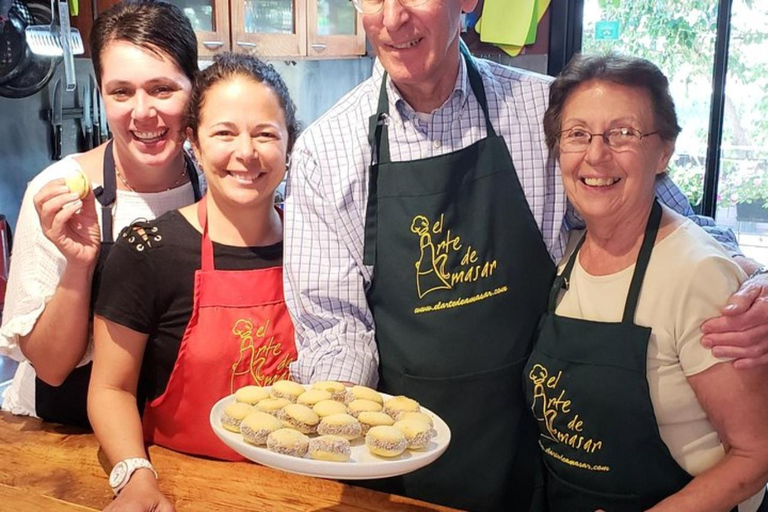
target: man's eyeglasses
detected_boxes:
[350,0,430,15]
[558,127,659,154]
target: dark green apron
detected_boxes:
[363,46,555,511]
[523,200,708,511]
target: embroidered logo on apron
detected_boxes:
[411,214,508,314]
[230,318,293,392]
[528,363,610,472]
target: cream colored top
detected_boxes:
[558,220,763,511]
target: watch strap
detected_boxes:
[749,265,768,280]
[110,457,157,495]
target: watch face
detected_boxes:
[109,461,128,488]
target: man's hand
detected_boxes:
[701,272,768,369]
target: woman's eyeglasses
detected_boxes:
[558,127,659,153]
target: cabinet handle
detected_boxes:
[310,43,327,51]
[202,41,224,49]
[237,41,258,48]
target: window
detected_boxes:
[551,0,768,261]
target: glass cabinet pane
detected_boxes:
[244,0,295,34]
[176,0,215,32]
[316,0,356,36]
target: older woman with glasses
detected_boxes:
[524,53,768,512]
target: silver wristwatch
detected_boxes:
[749,266,768,280]
[109,457,157,495]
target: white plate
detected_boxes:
[209,388,451,480]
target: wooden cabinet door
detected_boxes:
[174,0,231,57]
[306,0,365,58]
[230,0,306,58]
[72,0,229,59]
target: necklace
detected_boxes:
[116,161,187,192]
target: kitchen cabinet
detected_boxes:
[72,0,365,60]
[177,0,231,58]
[306,0,366,58]
[229,0,365,59]
[229,0,305,58]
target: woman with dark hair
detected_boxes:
[525,53,768,511]
[0,0,201,427]
[88,52,300,506]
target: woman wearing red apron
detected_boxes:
[88,53,300,510]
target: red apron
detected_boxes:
[142,196,297,460]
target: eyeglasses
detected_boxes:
[558,127,659,154]
[349,0,430,15]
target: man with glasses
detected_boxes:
[284,1,768,510]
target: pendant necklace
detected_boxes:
[116,161,188,193]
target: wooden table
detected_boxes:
[0,412,456,511]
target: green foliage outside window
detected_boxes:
[582,0,768,210]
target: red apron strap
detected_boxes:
[197,195,215,271]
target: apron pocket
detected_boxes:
[385,358,538,511]
[543,455,641,512]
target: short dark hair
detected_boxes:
[185,52,301,153]
[543,53,682,153]
[90,0,198,87]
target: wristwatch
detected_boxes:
[749,266,768,280]
[109,457,157,495]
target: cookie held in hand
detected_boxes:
[65,169,90,200]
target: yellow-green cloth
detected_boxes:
[479,0,536,47]
[475,0,552,58]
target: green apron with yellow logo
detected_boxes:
[523,200,710,511]
[362,46,555,511]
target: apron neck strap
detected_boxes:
[94,139,117,242]
[622,199,662,324]
[196,198,283,272]
[94,142,203,242]
[185,152,203,202]
[197,195,215,271]
[368,44,496,167]
[547,233,586,311]
[460,41,495,137]
[368,75,392,167]
[547,199,663,322]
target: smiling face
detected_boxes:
[362,0,478,108]
[190,76,289,210]
[558,80,675,225]
[100,41,192,172]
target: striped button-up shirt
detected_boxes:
[285,56,739,387]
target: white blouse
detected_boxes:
[1,155,204,417]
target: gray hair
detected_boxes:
[543,53,682,153]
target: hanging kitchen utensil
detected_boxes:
[80,76,92,150]
[0,0,33,85]
[25,0,83,57]
[51,76,63,159]
[57,0,74,90]
[97,85,108,143]
[90,76,100,145]
[0,0,57,99]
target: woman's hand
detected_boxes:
[33,178,100,269]
[104,470,174,512]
